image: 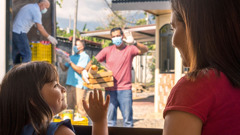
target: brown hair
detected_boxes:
[171,0,240,87]
[75,38,85,47]
[0,62,58,135]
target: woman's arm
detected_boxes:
[163,111,203,135]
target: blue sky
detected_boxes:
[56,0,146,30]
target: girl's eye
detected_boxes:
[54,83,59,88]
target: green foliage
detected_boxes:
[56,0,63,8]
[56,11,156,49]
[91,56,106,70]
[95,26,105,30]
[136,19,147,25]
[107,11,127,29]
[148,44,156,50]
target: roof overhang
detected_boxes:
[80,24,156,43]
[111,1,171,16]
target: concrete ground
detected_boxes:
[86,88,164,129]
[116,91,164,129]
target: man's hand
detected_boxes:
[48,35,58,45]
[63,55,71,63]
[82,69,90,83]
[58,56,63,63]
[123,30,136,44]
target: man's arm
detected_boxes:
[135,42,148,55]
[85,60,93,71]
[69,62,85,74]
[36,23,49,38]
[59,63,68,72]
[123,30,148,54]
[36,23,58,45]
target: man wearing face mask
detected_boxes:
[59,39,90,116]
[85,27,148,127]
[12,0,58,64]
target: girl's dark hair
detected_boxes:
[171,0,240,87]
[0,61,58,135]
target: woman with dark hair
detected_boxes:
[0,61,110,135]
[163,0,240,134]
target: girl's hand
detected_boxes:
[82,89,110,123]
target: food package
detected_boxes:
[83,65,114,89]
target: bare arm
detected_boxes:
[85,60,93,71]
[55,125,75,135]
[163,111,202,135]
[59,62,68,71]
[36,23,49,38]
[83,90,110,135]
[135,42,148,55]
[69,62,85,74]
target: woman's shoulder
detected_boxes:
[176,68,224,88]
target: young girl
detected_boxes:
[0,61,110,135]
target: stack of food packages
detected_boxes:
[83,64,114,89]
[53,109,88,125]
[55,47,70,59]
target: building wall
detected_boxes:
[154,13,172,113]
[157,73,174,116]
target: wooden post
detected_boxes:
[72,0,78,55]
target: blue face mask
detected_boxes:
[73,46,80,54]
[41,8,48,14]
[112,36,123,47]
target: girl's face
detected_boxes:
[41,81,67,115]
[171,13,190,67]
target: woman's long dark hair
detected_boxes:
[0,61,59,135]
[171,0,240,87]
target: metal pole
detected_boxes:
[145,52,147,85]
[51,0,57,64]
[72,0,78,55]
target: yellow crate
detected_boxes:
[71,117,89,126]
[30,41,52,63]
[52,117,88,126]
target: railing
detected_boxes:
[73,125,163,135]
[112,0,169,3]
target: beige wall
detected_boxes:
[154,13,172,113]
[154,13,183,113]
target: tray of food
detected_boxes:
[83,60,114,89]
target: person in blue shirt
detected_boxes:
[59,39,91,116]
[12,0,58,64]
[0,61,110,135]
